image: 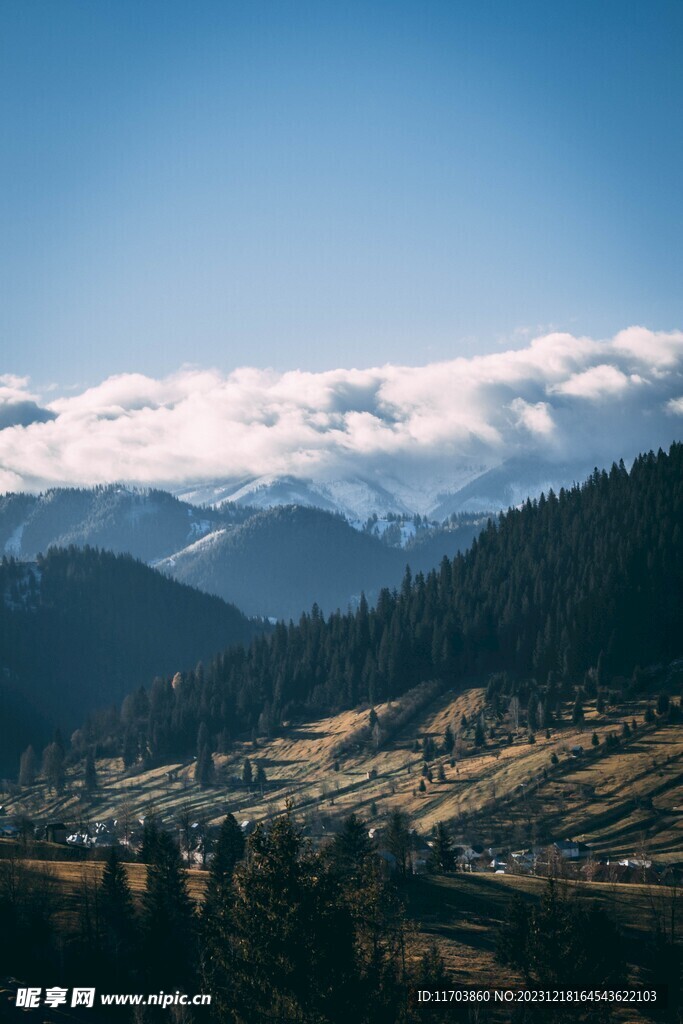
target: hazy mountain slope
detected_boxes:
[0,486,252,563]
[428,456,597,518]
[0,547,263,775]
[403,516,491,572]
[158,505,408,620]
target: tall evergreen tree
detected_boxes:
[386,810,412,881]
[330,814,373,883]
[228,815,359,1024]
[18,745,36,788]
[42,742,65,794]
[210,814,246,890]
[432,821,454,872]
[141,830,197,990]
[202,814,245,1020]
[98,846,137,985]
[84,749,98,793]
[195,744,215,788]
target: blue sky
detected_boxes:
[1,0,682,388]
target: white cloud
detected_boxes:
[0,327,682,493]
[510,398,555,437]
[552,364,631,399]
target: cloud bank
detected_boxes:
[1,327,682,494]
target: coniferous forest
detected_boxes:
[0,548,262,774]
[1,809,637,1024]
[79,444,682,767]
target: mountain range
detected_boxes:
[0,485,487,620]
[174,455,598,520]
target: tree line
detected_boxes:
[0,811,453,1023]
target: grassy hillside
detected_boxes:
[6,681,681,869]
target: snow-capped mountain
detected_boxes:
[175,455,596,521]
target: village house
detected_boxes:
[553,838,591,860]
[44,822,68,844]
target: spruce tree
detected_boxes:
[122,728,137,768]
[572,697,585,729]
[98,846,136,984]
[210,814,245,890]
[84,750,98,793]
[330,814,373,882]
[141,830,197,990]
[432,821,454,872]
[138,815,162,864]
[228,815,359,1023]
[385,809,411,880]
[42,742,65,793]
[202,814,245,1017]
[18,745,36,788]
[195,744,215,788]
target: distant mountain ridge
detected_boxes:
[155,504,486,620]
[0,484,489,620]
[0,485,252,563]
[174,456,597,520]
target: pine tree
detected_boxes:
[242,757,253,787]
[138,815,162,864]
[195,744,215,788]
[385,809,411,880]
[255,763,267,794]
[122,728,138,768]
[330,814,373,882]
[210,814,245,889]
[228,814,359,1023]
[42,742,65,793]
[201,813,246,1012]
[572,697,585,729]
[84,750,98,793]
[98,846,137,984]
[141,830,197,989]
[18,745,37,788]
[432,821,454,872]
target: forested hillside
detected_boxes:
[0,548,263,774]
[83,445,683,767]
